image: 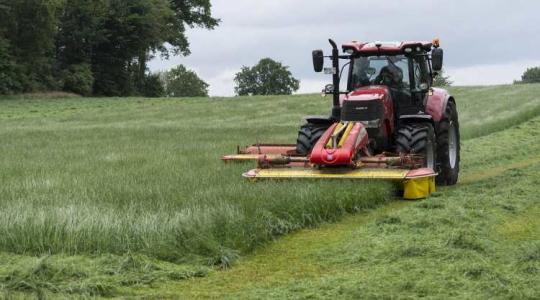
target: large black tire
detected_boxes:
[296,123,328,155]
[436,100,460,185]
[395,123,437,170]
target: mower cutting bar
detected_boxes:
[243,167,437,200]
[244,168,409,180]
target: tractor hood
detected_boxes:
[339,85,394,127]
[340,86,390,106]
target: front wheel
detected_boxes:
[296,123,328,156]
[395,123,437,169]
[436,101,460,185]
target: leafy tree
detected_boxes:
[520,67,540,83]
[0,0,219,96]
[87,0,218,96]
[162,65,209,97]
[234,58,300,96]
[143,73,165,97]
[0,36,19,94]
[162,0,220,57]
[60,63,94,96]
[2,0,64,92]
[55,0,107,67]
[433,69,453,87]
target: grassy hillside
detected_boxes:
[0,84,539,298]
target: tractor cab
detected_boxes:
[313,40,443,121]
[345,42,441,118]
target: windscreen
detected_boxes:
[350,55,410,89]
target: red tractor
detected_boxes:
[223,38,460,199]
[299,39,460,185]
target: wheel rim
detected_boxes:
[448,122,458,169]
[426,138,435,170]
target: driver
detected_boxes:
[375,65,403,88]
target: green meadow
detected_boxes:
[0,84,539,298]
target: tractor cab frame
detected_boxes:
[313,40,444,123]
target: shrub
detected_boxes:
[433,68,453,87]
[61,64,94,96]
[162,65,209,97]
[143,73,165,97]
[234,58,300,96]
[0,36,20,94]
[521,67,540,84]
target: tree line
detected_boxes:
[11,1,537,97]
[0,0,218,96]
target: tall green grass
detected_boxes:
[0,84,539,297]
[0,94,392,264]
[0,84,538,264]
[452,84,540,139]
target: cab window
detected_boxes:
[412,56,429,90]
[350,55,410,89]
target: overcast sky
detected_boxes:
[149,0,540,96]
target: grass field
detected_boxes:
[0,84,539,298]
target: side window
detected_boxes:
[413,57,428,89]
[394,58,410,88]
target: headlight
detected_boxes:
[360,119,381,128]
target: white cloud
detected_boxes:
[448,60,540,86]
[298,79,326,95]
[149,0,540,96]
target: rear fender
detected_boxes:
[398,115,433,127]
[426,88,453,122]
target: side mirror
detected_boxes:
[312,50,324,72]
[431,48,443,71]
[323,84,334,94]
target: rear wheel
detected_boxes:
[436,101,460,185]
[395,123,437,169]
[296,123,328,155]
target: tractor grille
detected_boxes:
[341,100,384,122]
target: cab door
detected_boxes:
[409,55,430,114]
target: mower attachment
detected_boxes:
[222,122,437,200]
[222,151,436,200]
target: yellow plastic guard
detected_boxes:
[243,167,437,200]
[403,177,436,200]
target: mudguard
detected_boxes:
[303,115,335,125]
[426,88,453,122]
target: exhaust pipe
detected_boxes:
[329,39,341,122]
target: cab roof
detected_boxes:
[342,41,433,55]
